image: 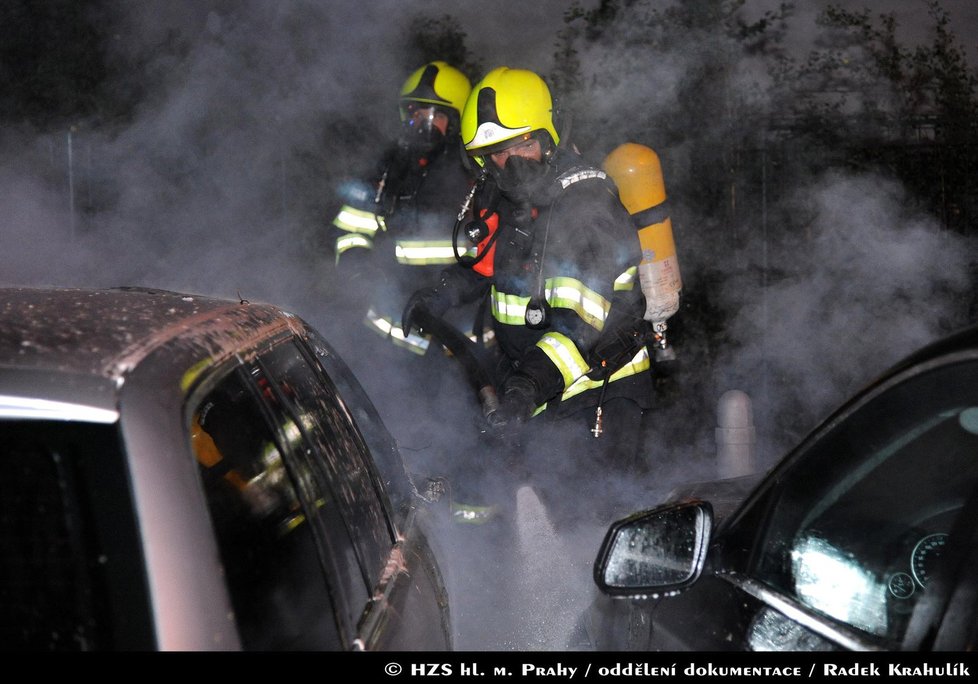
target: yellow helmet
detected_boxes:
[399,61,472,120]
[461,67,560,161]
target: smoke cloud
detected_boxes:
[2,0,976,652]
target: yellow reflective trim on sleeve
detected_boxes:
[490,286,530,325]
[545,277,610,331]
[536,332,590,388]
[614,267,637,291]
[395,239,476,265]
[335,233,373,261]
[492,279,611,331]
[332,205,383,235]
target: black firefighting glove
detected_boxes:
[486,375,537,431]
[401,285,450,338]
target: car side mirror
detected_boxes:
[593,500,713,597]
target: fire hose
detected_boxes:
[410,306,500,419]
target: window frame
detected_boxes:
[715,355,978,650]
[183,330,400,648]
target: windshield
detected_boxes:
[753,359,978,644]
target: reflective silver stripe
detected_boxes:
[332,205,383,235]
[362,307,487,356]
[394,239,476,265]
[364,307,430,355]
[490,287,529,325]
[558,168,607,189]
[491,278,611,331]
[335,233,372,259]
[547,277,610,330]
[614,266,637,291]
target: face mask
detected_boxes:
[400,122,445,157]
[489,155,549,202]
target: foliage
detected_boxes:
[550,0,978,237]
[794,1,978,232]
[401,14,484,84]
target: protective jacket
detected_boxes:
[437,148,654,418]
[330,141,475,354]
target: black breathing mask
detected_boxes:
[488,156,550,205]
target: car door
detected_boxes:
[189,332,450,650]
[190,338,358,649]
[648,353,978,651]
[189,335,387,649]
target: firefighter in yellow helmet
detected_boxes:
[325,62,488,472]
[402,67,655,530]
[328,61,476,357]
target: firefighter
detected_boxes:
[326,61,486,474]
[328,60,476,357]
[402,66,654,530]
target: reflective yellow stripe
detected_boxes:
[546,277,610,330]
[394,239,476,265]
[536,332,590,389]
[614,267,637,291]
[332,205,383,235]
[560,346,650,403]
[335,233,373,260]
[490,287,529,325]
[534,334,651,408]
[491,277,611,331]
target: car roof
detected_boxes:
[882,322,978,375]
[0,286,301,383]
[0,285,415,508]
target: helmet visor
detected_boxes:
[469,130,554,166]
[400,102,450,137]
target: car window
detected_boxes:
[0,420,153,650]
[192,362,343,650]
[190,337,395,649]
[753,359,978,644]
[255,340,393,588]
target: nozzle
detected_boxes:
[479,385,500,419]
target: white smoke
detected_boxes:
[710,170,974,463]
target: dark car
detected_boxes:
[587,323,978,651]
[0,286,451,651]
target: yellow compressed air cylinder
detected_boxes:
[602,142,683,331]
